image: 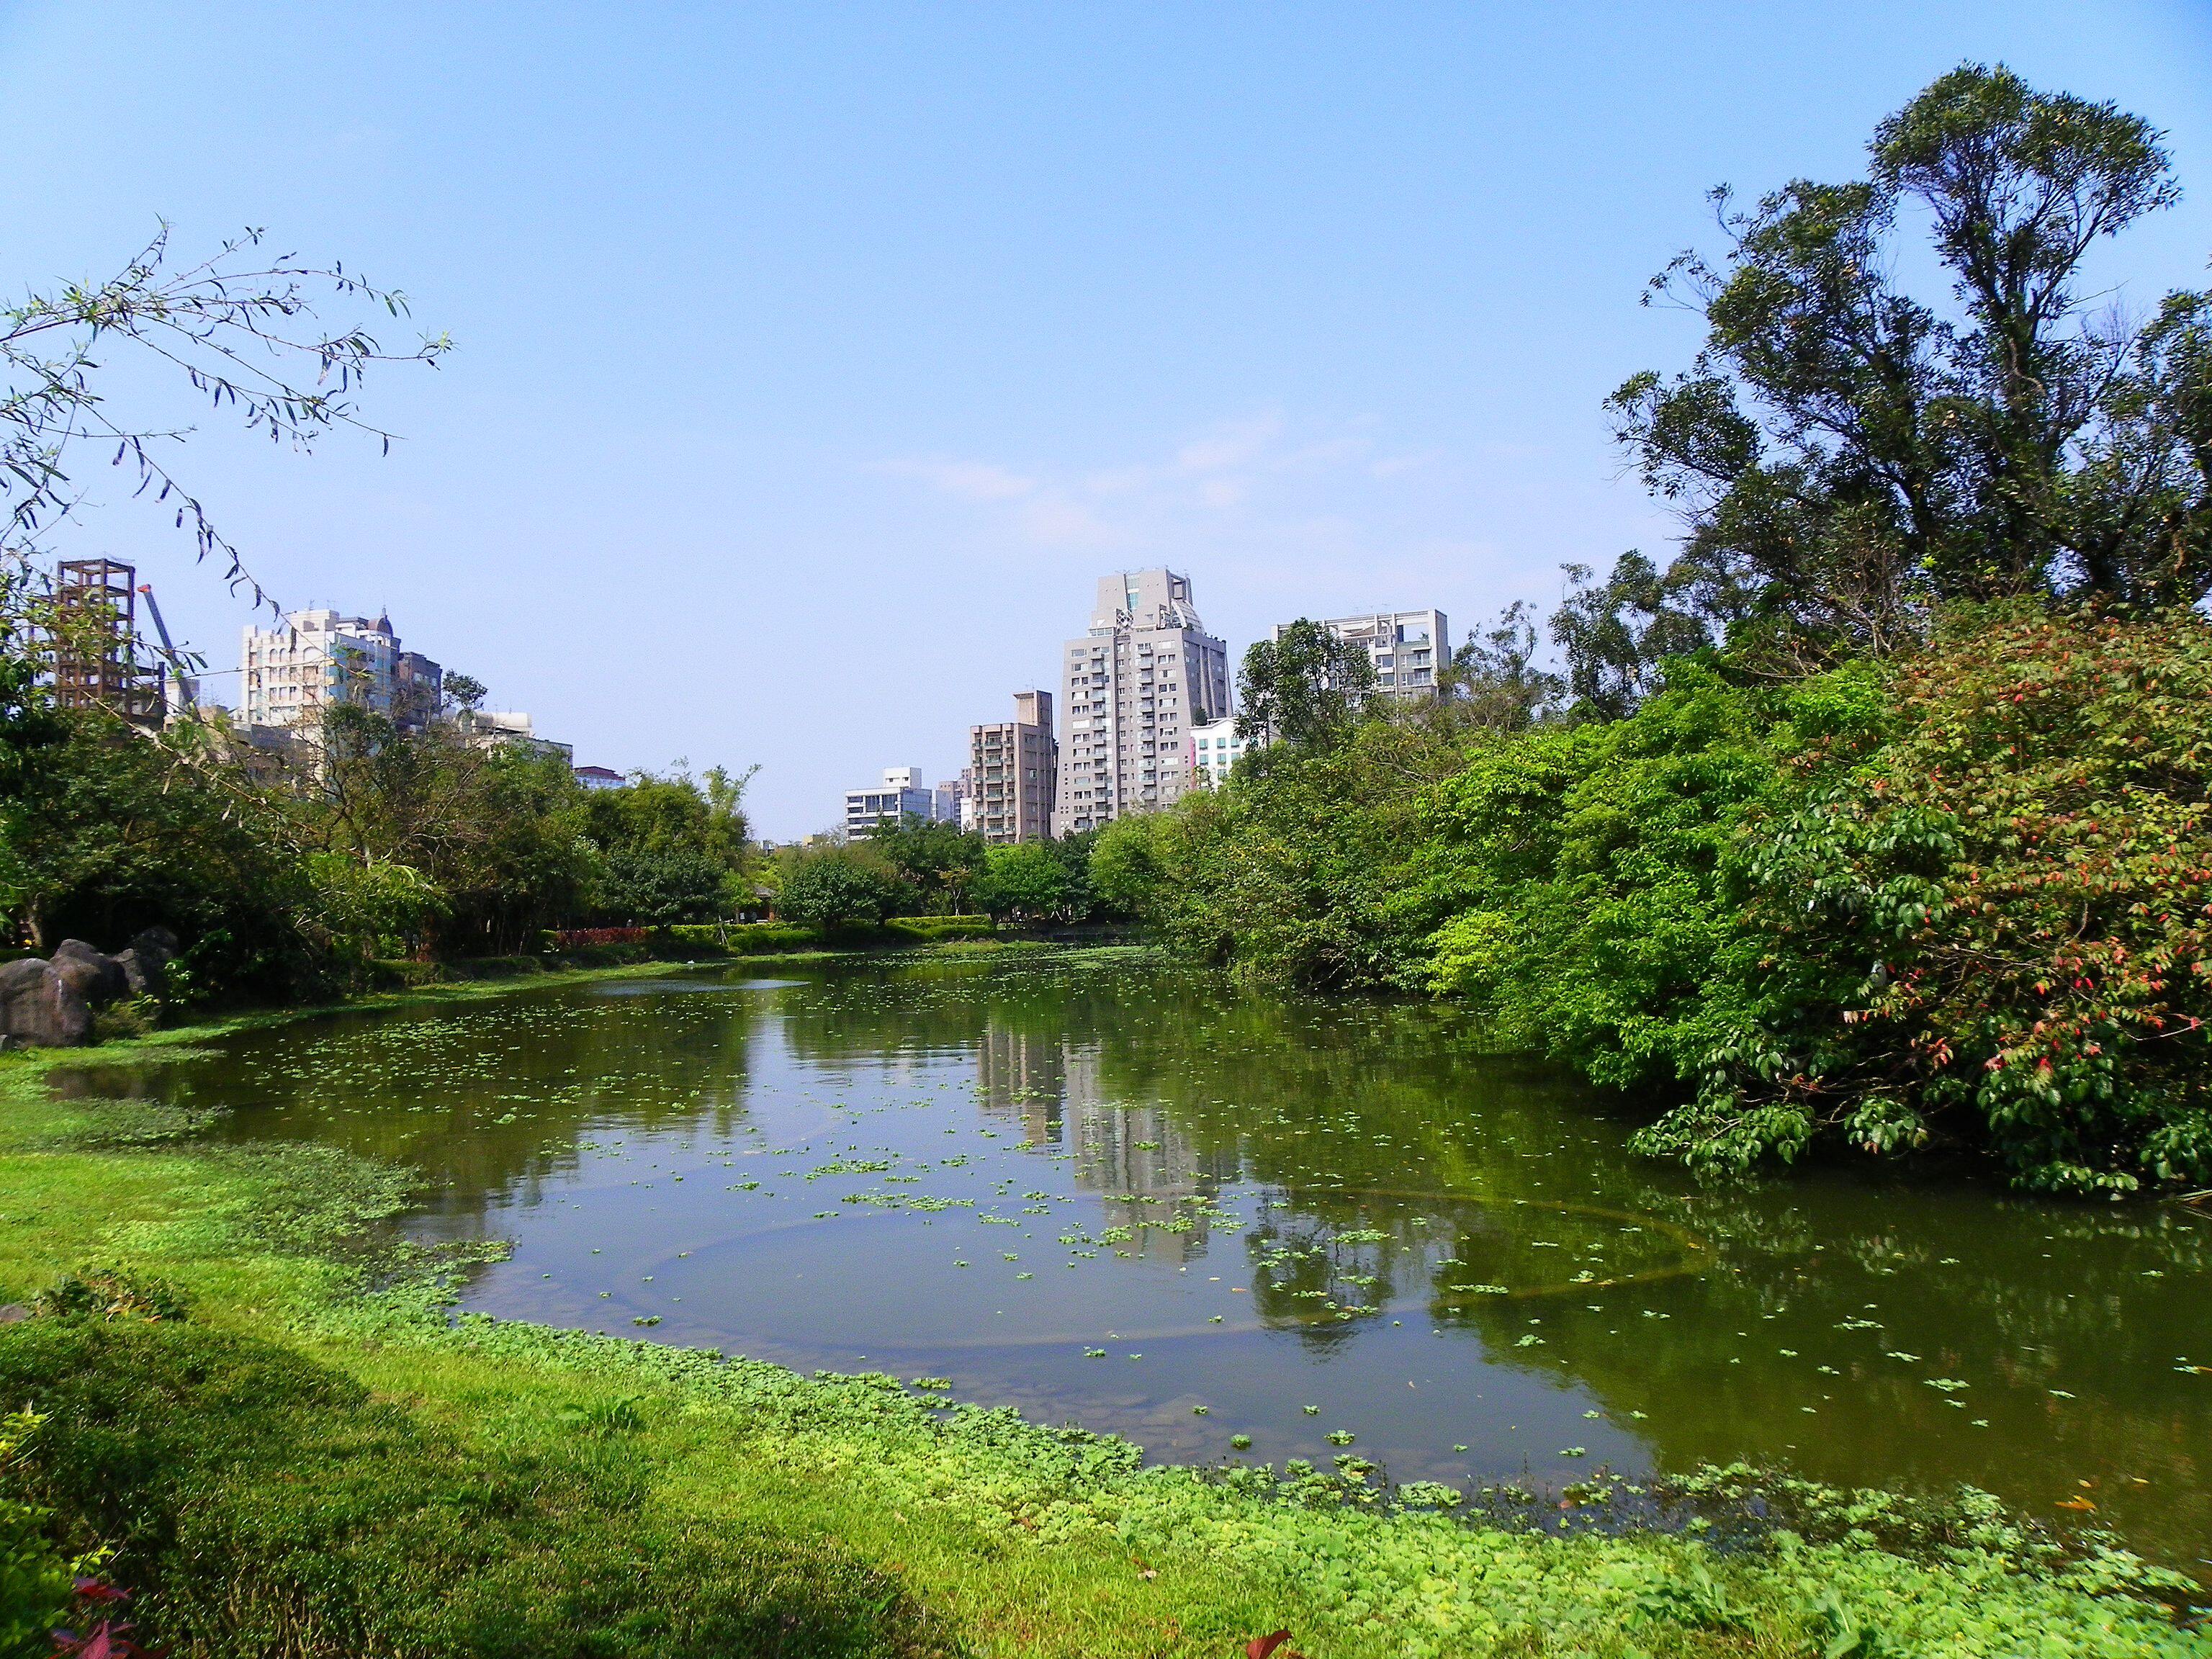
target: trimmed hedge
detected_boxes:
[881,916,996,943]
[663,923,822,954]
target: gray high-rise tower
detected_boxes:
[1053,570,1230,835]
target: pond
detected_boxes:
[55,949,2212,1573]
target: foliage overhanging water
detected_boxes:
[55,950,2212,1572]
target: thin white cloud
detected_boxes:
[1369,449,1439,478]
[878,412,1443,568]
[1173,413,1283,475]
[1016,495,1124,550]
[878,458,1037,502]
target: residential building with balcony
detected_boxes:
[1053,570,1230,835]
[1270,608,1450,703]
[392,650,443,732]
[845,766,935,840]
[1189,716,1251,786]
[968,690,1056,843]
[241,608,437,732]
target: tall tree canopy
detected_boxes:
[1236,619,1377,752]
[1604,64,2210,663]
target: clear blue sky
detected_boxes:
[4,3,2208,835]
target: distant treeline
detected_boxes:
[0,646,762,999]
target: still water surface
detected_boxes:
[59,950,2212,1570]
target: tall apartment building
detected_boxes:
[1271,608,1450,703]
[844,766,936,840]
[1053,570,1230,835]
[241,608,441,732]
[968,690,1056,844]
[393,650,443,730]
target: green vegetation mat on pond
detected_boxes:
[0,1002,2206,1659]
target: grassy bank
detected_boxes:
[0,996,2206,1657]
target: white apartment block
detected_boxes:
[1272,608,1450,703]
[1054,570,1231,835]
[241,609,403,730]
[1188,716,1251,787]
[457,708,574,763]
[969,691,1056,844]
[845,766,937,840]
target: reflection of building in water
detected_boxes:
[1063,1043,1238,1264]
[975,1020,1066,1146]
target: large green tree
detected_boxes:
[1605,64,2211,664]
[1,703,322,992]
[1236,619,1376,752]
[315,702,595,955]
[862,814,986,914]
[580,768,752,925]
[971,840,1068,922]
[773,845,904,930]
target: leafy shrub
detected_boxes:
[90,997,159,1043]
[1145,608,2212,1191]
[1708,607,2212,1192]
[596,845,727,926]
[669,922,822,954]
[0,1409,76,1659]
[882,916,994,943]
[34,1269,189,1324]
[1422,657,1799,1091]
[1624,1560,1743,1632]
[775,850,905,930]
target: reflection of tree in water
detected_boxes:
[66,986,760,1229]
[889,956,2212,1563]
[1243,1202,1401,1352]
[1444,1192,2212,1565]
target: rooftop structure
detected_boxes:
[51,559,162,726]
[1053,570,1229,835]
[459,708,574,763]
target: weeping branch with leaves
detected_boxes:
[1,222,451,611]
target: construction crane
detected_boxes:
[135,583,196,711]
